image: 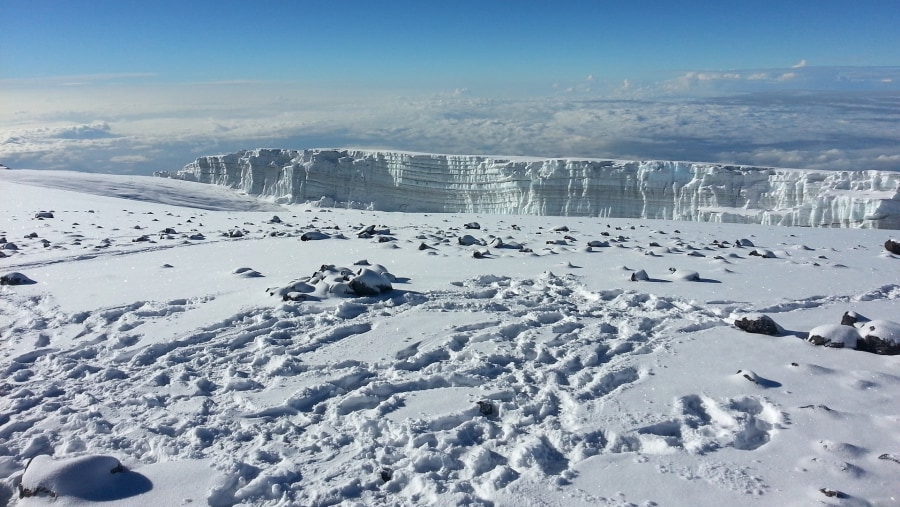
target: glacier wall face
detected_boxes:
[166,149,900,229]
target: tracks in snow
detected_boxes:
[2,275,899,505]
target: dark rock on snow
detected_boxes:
[841,311,866,326]
[748,249,776,258]
[458,234,484,246]
[885,239,900,255]
[734,315,781,335]
[300,231,330,241]
[1,272,36,285]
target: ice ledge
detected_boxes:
[157,148,900,229]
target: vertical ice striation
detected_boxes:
[164,149,900,229]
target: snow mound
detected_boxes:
[18,455,150,501]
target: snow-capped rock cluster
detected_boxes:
[267,262,396,301]
[807,312,900,355]
[159,149,900,228]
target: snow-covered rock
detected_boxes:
[667,268,701,281]
[348,268,393,296]
[267,263,395,300]
[164,149,900,228]
[300,231,330,241]
[18,454,148,501]
[629,269,650,281]
[807,324,860,348]
[856,320,900,355]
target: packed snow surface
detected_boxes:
[1,169,900,506]
[163,149,900,228]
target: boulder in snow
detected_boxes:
[734,314,781,335]
[458,234,484,246]
[749,249,776,258]
[300,231,330,241]
[667,269,700,281]
[885,239,900,255]
[232,267,263,278]
[629,269,649,282]
[856,320,900,355]
[348,268,393,296]
[840,311,866,326]
[807,324,859,349]
[1,272,35,285]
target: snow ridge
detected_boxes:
[163,149,900,228]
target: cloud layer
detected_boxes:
[2,66,899,174]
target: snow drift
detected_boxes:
[160,149,900,228]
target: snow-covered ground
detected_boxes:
[1,169,898,507]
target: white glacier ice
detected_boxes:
[160,149,900,228]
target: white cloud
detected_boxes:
[792,59,808,68]
[647,65,900,97]
[109,154,150,163]
[0,73,158,88]
[1,73,899,173]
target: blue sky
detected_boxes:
[2,1,900,173]
[4,1,899,86]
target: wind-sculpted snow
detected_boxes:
[165,149,900,228]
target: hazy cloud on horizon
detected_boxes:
[2,65,899,175]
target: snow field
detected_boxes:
[1,171,899,506]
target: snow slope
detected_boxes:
[1,169,899,506]
[163,149,900,228]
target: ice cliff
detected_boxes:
[160,149,900,229]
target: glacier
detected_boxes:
[158,149,900,229]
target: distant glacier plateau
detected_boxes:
[158,149,900,229]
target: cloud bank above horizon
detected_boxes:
[3,66,899,174]
[2,1,899,174]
